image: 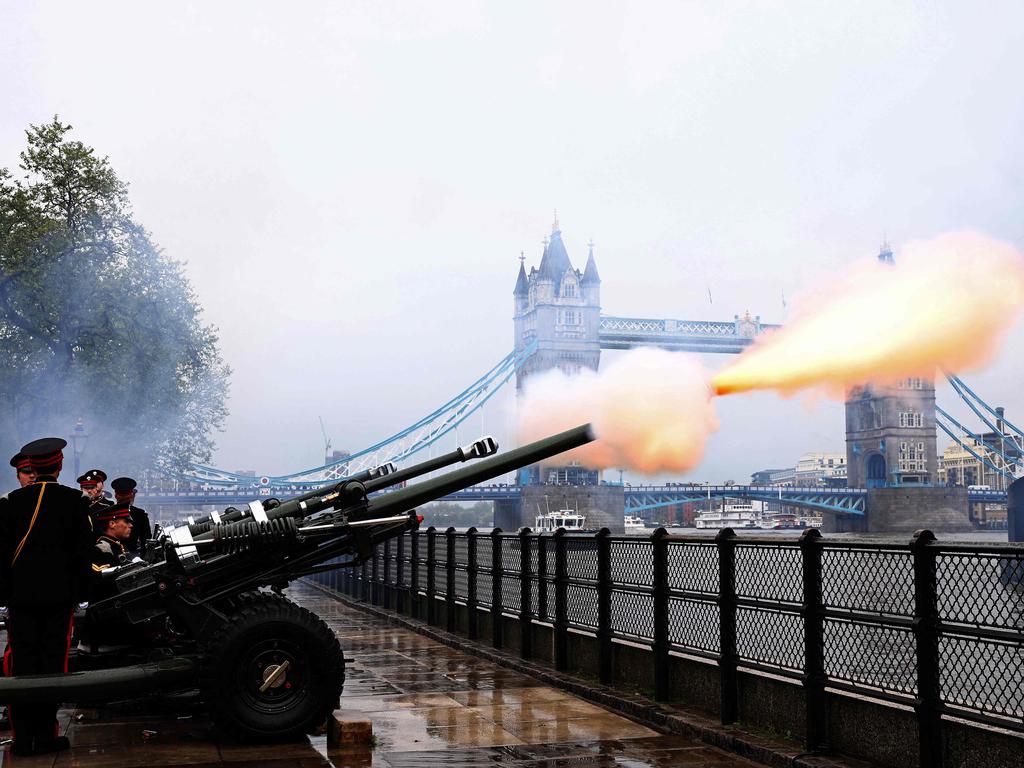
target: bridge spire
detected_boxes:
[552,208,560,234]
[582,239,600,285]
[878,239,894,265]
[514,252,529,296]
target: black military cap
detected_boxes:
[77,468,108,486]
[21,437,67,469]
[95,501,133,522]
[111,477,137,493]
[10,452,31,470]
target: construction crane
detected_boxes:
[318,416,332,463]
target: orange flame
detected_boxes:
[713,232,1024,397]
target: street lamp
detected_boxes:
[70,417,88,479]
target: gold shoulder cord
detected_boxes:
[12,482,48,565]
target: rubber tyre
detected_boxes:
[200,595,344,741]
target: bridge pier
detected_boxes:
[494,498,521,531]
[864,487,973,533]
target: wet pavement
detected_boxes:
[1,584,759,767]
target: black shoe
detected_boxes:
[32,736,70,754]
[10,739,35,756]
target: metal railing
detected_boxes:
[309,527,1024,765]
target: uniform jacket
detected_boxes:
[0,477,95,606]
[92,535,128,571]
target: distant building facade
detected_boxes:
[795,452,847,487]
[750,467,796,487]
[939,432,1021,490]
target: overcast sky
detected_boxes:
[2,1,1023,483]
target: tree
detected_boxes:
[0,117,230,472]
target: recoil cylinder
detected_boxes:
[209,517,299,555]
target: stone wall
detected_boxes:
[866,486,973,533]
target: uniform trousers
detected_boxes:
[3,604,74,741]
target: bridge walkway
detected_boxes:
[2,584,759,768]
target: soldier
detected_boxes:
[9,453,36,491]
[109,477,151,554]
[77,473,112,514]
[78,469,112,527]
[0,454,28,728]
[91,504,132,572]
[0,437,94,756]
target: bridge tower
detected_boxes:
[514,214,602,393]
[513,216,602,488]
[845,243,939,488]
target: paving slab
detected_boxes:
[1,583,759,767]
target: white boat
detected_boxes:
[695,501,762,530]
[534,499,588,533]
[624,514,646,533]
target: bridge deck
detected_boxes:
[4,584,757,768]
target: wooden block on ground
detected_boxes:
[328,714,373,748]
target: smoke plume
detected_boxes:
[518,231,1024,476]
[713,232,1024,396]
[517,348,718,474]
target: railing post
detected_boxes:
[800,529,827,751]
[597,528,613,684]
[537,534,548,622]
[382,538,392,610]
[554,528,568,671]
[395,534,406,615]
[519,527,533,659]
[426,526,437,626]
[410,529,421,620]
[446,527,457,632]
[652,528,670,701]
[491,528,503,648]
[911,529,942,768]
[716,527,738,724]
[360,558,370,603]
[371,544,381,605]
[466,527,479,640]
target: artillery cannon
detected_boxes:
[0,423,594,740]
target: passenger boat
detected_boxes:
[623,514,646,533]
[694,501,762,530]
[534,499,589,533]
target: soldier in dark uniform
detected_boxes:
[0,453,30,729]
[9,453,36,491]
[110,477,151,554]
[78,468,112,512]
[91,504,132,571]
[0,438,94,756]
[78,469,112,532]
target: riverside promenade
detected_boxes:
[1,583,765,768]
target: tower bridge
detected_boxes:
[156,218,1016,534]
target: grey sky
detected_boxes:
[2,1,1022,483]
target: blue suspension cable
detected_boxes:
[946,374,1024,439]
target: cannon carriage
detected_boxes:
[0,424,593,740]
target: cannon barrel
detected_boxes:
[185,462,398,531]
[365,423,593,518]
[363,436,498,493]
[174,425,591,553]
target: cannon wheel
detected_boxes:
[200,594,344,741]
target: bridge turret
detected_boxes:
[582,239,600,306]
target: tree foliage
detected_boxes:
[0,118,229,472]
